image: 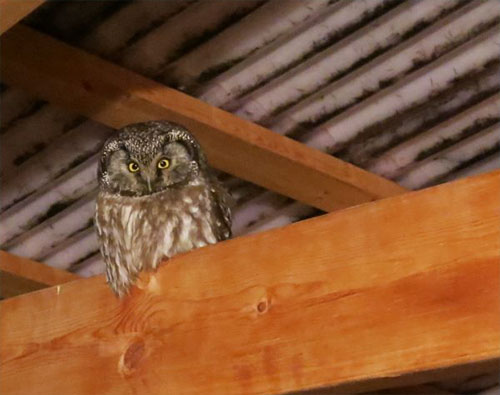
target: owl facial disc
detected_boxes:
[97,121,206,197]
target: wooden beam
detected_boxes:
[0,271,47,299]
[1,171,498,395]
[0,25,407,212]
[0,0,44,35]
[0,251,78,298]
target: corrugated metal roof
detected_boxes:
[1,1,499,392]
[1,0,499,287]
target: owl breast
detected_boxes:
[95,183,219,296]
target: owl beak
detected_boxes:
[141,172,154,193]
[146,177,153,193]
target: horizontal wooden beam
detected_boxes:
[0,25,407,212]
[1,171,498,395]
[0,0,44,35]
[0,251,78,298]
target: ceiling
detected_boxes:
[1,0,499,281]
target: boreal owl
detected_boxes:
[95,121,231,297]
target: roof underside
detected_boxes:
[1,0,499,283]
[0,1,499,394]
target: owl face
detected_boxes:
[98,121,206,197]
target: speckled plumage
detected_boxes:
[95,121,231,297]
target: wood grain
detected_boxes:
[0,0,44,35]
[1,171,498,395]
[0,251,78,298]
[0,25,407,212]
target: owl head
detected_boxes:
[98,121,208,196]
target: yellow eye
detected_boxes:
[128,162,139,173]
[158,158,170,169]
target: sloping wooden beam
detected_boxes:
[1,171,498,395]
[0,251,78,298]
[0,0,44,35]
[0,25,407,212]
[0,271,46,298]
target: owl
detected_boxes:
[95,121,232,297]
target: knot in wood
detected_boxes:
[123,340,145,370]
[257,300,268,314]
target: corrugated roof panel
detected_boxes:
[342,62,500,165]
[398,122,500,188]
[81,1,194,56]
[301,26,500,151]
[1,121,110,211]
[0,156,96,245]
[369,93,500,178]
[164,0,340,91]
[0,0,497,289]
[268,0,500,136]
[121,0,266,75]
[4,191,96,260]
[200,0,395,108]
[229,0,465,121]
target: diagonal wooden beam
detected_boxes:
[0,25,407,212]
[0,251,78,298]
[0,0,44,35]
[1,171,498,395]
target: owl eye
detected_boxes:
[128,162,140,173]
[157,158,170,169]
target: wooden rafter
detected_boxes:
[0,251,78,298]
[0,0,44,35]
[1,171,498,395]
[0,25,407,212]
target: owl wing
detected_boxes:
[210,178,233,241]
